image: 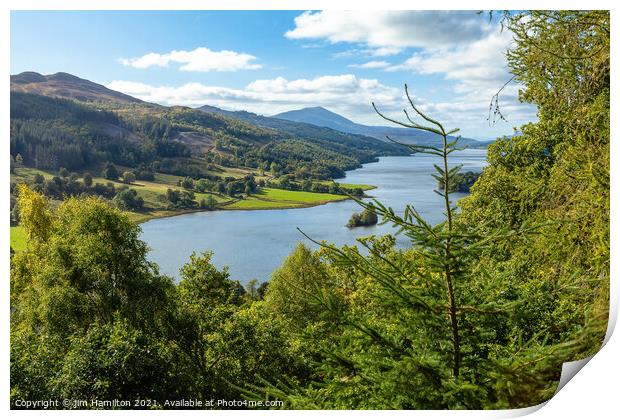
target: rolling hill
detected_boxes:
[10,71,408,181]
[197,105,409,158]
[10,71,143,104]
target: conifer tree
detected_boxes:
[250,86,537,409]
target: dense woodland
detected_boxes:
[10,11,609,410]
[10,90,407,180]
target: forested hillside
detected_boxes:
[10,10,609,410]
[10,87,407,179]
[197,105,410,157]
[10,79,410,224]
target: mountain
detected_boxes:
[10,71,142,104]
[10,71,411,181]
[274,106,491,149]
[197,105,409,157]
[275,106,362,133]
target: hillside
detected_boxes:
[10,71,414,179]
[274,106,491,149]
[197,105,409,157]
[10,71,143,104]
[10,72,399,223]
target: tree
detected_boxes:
[122,171,136,184]
[196,179,209,192]
[346,203,378,228]
[33,173,45,185]
[178,251,242,309]
[15,153,24,166]
[264,244,336,330]
[205,195,217,210]
[58,167,69,178]
[83,172,93,188]
[10,188,196,404]
[181,177,194,190]
[113,189,144,211]
[103,162,119,181]
[15,184,53,243]
[270,162,281,175]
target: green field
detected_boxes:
[325,181,376,191]
[11,167,228,209]
[224,187,348,210]
[10,169,366,247]
[254,188,347,203]
[224,197,306,210]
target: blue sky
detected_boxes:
[11,10,536,139]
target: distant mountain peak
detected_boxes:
[10,71,142,104]
[273,106,357,132]
[48,72,83,81]
[11,71,47,84]
[273,105,488,149]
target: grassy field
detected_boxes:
[224,197,306,210]
[10,167,372,249]
[224,187,348,210]
[327,181,376,191]
[253,188,347,203]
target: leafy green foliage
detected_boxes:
[10,188,305,407]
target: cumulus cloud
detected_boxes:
[284,10,535,135]
[387,30,513,84]
[106,74,402,123]
[285,11,491,51]
[348,60,391,69]
[120,47,261,72]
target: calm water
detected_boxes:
[140,149,487,283]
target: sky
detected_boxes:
[10,10,536,139]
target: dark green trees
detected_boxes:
[346,203,378,228]
[82,172,93,187]
[122,171,136,184]
[10,187,302,407]
[10,187,194,403]
[113,188,144,211]
[104,162,119,180]
[438,171,480,193]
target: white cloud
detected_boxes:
[284,10,536,135]
[387,30,512,84]
[286,11,491,50]
[106,74,402,124]
[332,46,403,59]
[348,61,391,69]
[120,47,261,72]
[384,29,537,129]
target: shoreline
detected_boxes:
[131,193,368,223]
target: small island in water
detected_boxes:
[347,203,379,228]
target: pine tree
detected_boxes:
[251,86,533,409]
